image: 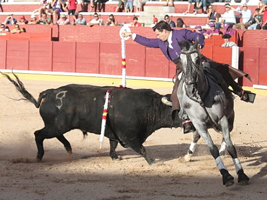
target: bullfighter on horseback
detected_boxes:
[122,21,256,133]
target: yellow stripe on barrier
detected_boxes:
[1,73,266,96]
[0,73,173,88]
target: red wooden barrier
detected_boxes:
[259,48,267,86]
[76,42,100,73]
[52,42,76,72]
[29,41,53,71]
[0,31,52,41]
[6,41,29,70]
[0,41,7,69]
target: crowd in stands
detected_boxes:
[1,0,267,34]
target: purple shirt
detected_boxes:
[134,29,205,62]
[205,28,220,35]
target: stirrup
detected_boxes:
[240,90,256,103]
[182,120,195,134]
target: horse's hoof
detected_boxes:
[238,169,249,184]
[220,169,234,186]
[225,179,235,187]
[238,180,249,186]
[184,154,192,162]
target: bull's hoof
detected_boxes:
[36,155,42,162]
[237,169,249,185]
[67,150,72,155]
[146,157,156,165]
[220,169,234,187]
[112,156,122,161]
[65,146,72,154]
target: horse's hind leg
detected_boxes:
[57,135,72,154]
[184,131,200,162]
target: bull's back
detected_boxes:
[39,85,118,133]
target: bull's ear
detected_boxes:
[194,36,199,49]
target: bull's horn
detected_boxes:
[161,97,172,106]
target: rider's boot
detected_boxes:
[239,90,256,103]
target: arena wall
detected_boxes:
[0,26,266,88]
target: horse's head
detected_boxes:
[177,37,202,86]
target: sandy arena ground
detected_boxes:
[0,76,266,200]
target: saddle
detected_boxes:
[203,66,233,100]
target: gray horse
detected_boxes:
[177,38,249,187]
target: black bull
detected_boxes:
[2,73,181,164]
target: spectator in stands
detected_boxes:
[0,24,9,32]
[38,13,52,24]
[4,14,17,25]
[88,12,104,27]
[176,17,186,28]
[90,0,105,12]
[0,0,4,12]
[221,34,237,48]
[131,16,142,27]
[56,13,70,25]
[259,0,267,7]
[133,0,146,12]
[105,14,118,26]
[194,25,206,35]
[75,13,87,25]
[29,15,39,24]
[204,22,220,38]
[207,4,221,28]
[126,0,134,12]
[183,0,201,15]
[164,0,174,7]
[223,22,235,36]
[164,14,175,27]
[67,0,77,24]
[78,0,89,12]
[260,5,267,30]
[17,15,29,25]
[232,3,252,29]
[37,0,52,19]
[51,0,64,24]
[248,8,263,30]
[220,3,236,28]
[115,0,127,12]
[11,24,25,34]
[150,16,158,27]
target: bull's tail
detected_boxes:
[1,72,45,108]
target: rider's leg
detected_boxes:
[170,62,195,133]
[202,58,256,103]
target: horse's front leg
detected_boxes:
[184,131,200,162]
[193,122,235,187]
[220,117,249,185]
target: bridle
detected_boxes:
[180,49,219,131]
[180,50,202,85]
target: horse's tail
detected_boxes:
[1,72,47,108]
